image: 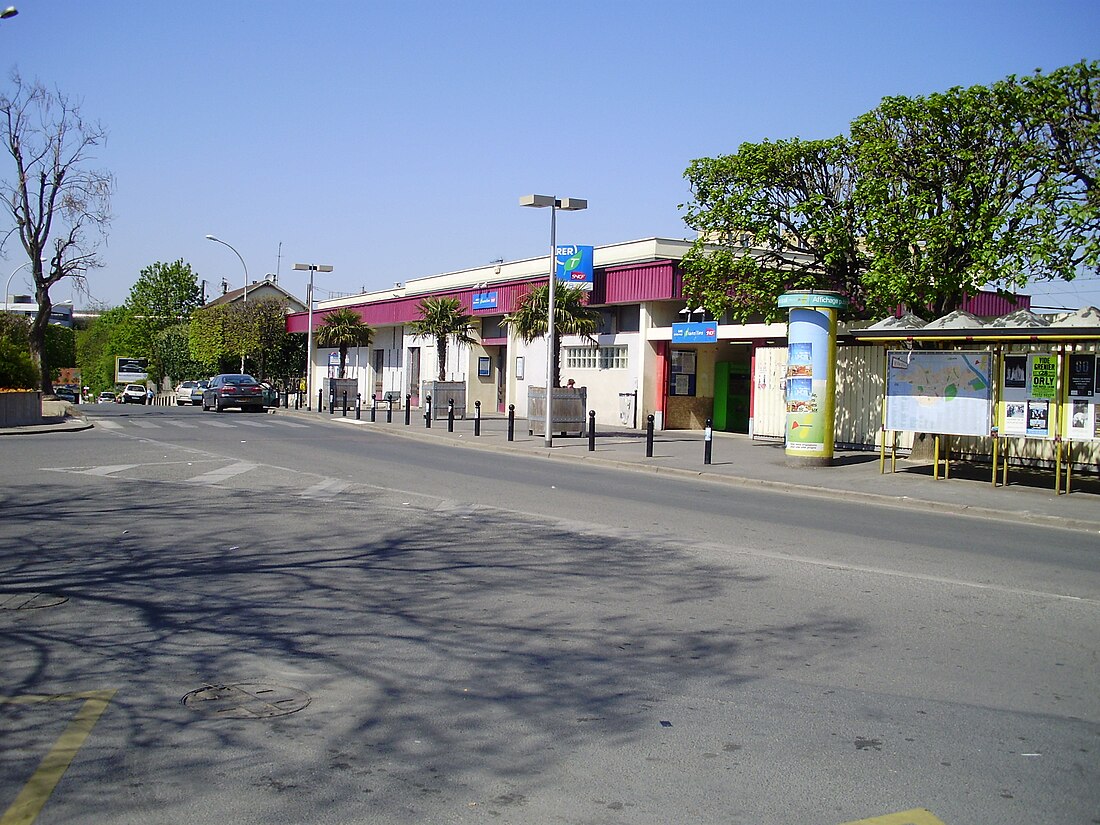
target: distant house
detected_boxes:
[206,279,306,312]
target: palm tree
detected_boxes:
[316,308,373,378]
[505,283,600,388]
[409,296,476,381]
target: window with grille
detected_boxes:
[565,345,628,370]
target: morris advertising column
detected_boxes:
[779,291,848,466]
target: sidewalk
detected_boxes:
[281,405,1100,534]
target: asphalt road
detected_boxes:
[1,403,1097,825]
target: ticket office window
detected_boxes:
[669,349,697,396]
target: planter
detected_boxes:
[0,390,43,427]
[527,386,587,436]
[421,381,466,420]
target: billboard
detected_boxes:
[115,358,148,383]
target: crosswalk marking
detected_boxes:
[91,419,122,429]
[268,419,308,429]
[160,420,199,429]
[184,462,259,484]
[234,419,273,428]
[201,420,235,428]
[127,420,160,429]
[299,478,350,498]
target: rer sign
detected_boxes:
[555,244,593,291]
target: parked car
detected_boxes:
[120,383,149,404]
[175,380,205,406]
[97,391,116,403]
[202,374,265,412]
[54,386,79,403]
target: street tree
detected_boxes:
[680,136,868,322]
[409,296,476,381]
[505,283,600,388]
[125,260,204,358]
[0,72,112,395]
[316,307,372,378]
[852,61,1099,318]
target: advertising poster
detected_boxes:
[1026,400,1050,437]
[1067,399,1093,439]
[785,309,829,453]
[1003,401,1027,435]
[1030,354,1057,399]
[1003,355,1027,389]
[885,350,992,436]
[1068,353,1096,397]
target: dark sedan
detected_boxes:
[201,374,265,412]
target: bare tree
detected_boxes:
[1,72,112,394]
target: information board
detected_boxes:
[884,350,993,436]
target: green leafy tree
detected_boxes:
[681,136,868,322]
[316,308,373,378]
[409,296,476,381]
[153,323,211,384]
[44,324,76,378]
[0,73,113,396]
[76,305,136,392]
[124,260,204,372]
[852,62,1099,318]
[505,283,599,388]
[188,304,230,371]
[0,313,38,388]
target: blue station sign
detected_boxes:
[555,244,593,291]
[472,291,498,310]
[671,321,718,343]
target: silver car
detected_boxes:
[175,381,205,406]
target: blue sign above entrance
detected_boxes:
[472,291,498,310]
[671,321,718,343]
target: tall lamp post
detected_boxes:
[519,194,587,447]
[4,260,36,311]
[205,234,250,371]
[293,262,333,411]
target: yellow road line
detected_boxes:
[841,809,947,825]
[0,690,117,825]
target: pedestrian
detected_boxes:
[566,378,576,389]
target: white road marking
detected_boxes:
[127,420,160,429]
[268,419,309,429]
[234,420,273,428]
[298,478,350,498]
[184,462,259,484]
[81,464,141,476]
[91,419,122,429]
[161,420,199,429]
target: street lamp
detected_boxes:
[4,260,38,312]
[1,7,18,20]
[293,262,333,411]
[205,234,249,303]
[519,194,587,447]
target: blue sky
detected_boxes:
[3,0,1098,310]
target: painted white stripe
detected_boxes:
[299,479,350,498]
[202,420,235,428]
[234,420,273,428]
[184,462,259,484]
[161,420,199,429]
[82,464,139,476]
[268,419,309,429]
[128,420,160,429]
[92,419,122,429]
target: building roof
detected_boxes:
[206,280,306,312]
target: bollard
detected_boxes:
[507,404,515,441]
[295,391,300,410]
[404,394,411,426]
[474,400,481,437]
[355,393,362,420]
[646,414,655,458]
[447,399,455,432]
[370,393,376,422]
[425,394,432,428]
[318,388,323,413]
[704,418,713,465]
[588,410,596,451]
[342,390,348,417]
[387,396,393,424]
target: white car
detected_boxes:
[120,383,148,404]
[175,381,204,405]
[97,391,116,403]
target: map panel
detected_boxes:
[885,350,993,436]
